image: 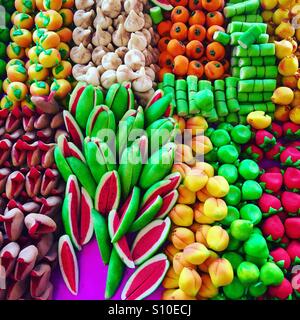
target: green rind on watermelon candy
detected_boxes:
[106,84,129,122]
[105,247,125,300]
[164,172,182,189]
[94,170,120,216]
[108,210,135,269]
[131,218,171,266]
[68,81,86,115]
[66,156,97,199]
[111,186,140,243]
[68,141,86,163]
[63,110,84,151]
[146,89,163,109]
[92,208,111,265]
[129,195,163,233]
[80,187,94,246]
[127,86,135,110]
[121,253,169,300]
[155,189,179,219]
[105,83,120,107]
[54,146,73,182]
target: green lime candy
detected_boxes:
[221,206,240,226]
[244,233,269,259]
[238,159,260,180]
[211,129,231,147]
[230,219,253,241]
[260,262,284,286]
[0,42,5,58]
[241,180,262,200]
[218,164,238,184]
[246,255,267,267]
[205,147,218,162]
[240,203,262,225]
[222,252,243,272]
[217,144,239,163]
[223,277,245,299]
[217,123,233,132]
[224,185,241,206]
[249,282,267,297]
[237,262,260,285]
[0,59,6,75]
[231,124,252,144]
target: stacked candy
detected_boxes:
[2,0,73,112]
[261,0,300,125]
[155,0,229,80]
[221,0,278,119]
[0,101,66,300]
[161,115,234,299]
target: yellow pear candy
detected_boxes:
[292,90,300,107]
[204,197,228,221]
[164,243,179,261]
[186,116,208,135]
[169,204,194,226]
[261,0,278,10]
[247,111,272,129]
[178,185,196,205]
[163,288,196,300]
[175,144,195,165]
[183,242,210,265]
[289,107,300,124]
[173,252,195,275]
[282,75,298,89]
[273,8,289,25]
[206,226,229,252]
[184,168,208,192]
[172,162,191,179]
[206,176,229,198]
[162,267,179,289]
[198,250,219,273]
[208,258,234,288]
[171,227,195,250]
[194,202,215,224]
[179,267,202,296]
[262,10,273,22]
[278,55,298,76]
[278,0,295,8]
[196,187,212,202]
[274,105,291,122]
[275,40,293,59]
[197,274,219,299]
[195,225,211,246]
[191,135,213,155]
[194,161,214,177]
[272,86,295,105]
[190,222,201,233]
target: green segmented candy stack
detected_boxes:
[221,0,277,123]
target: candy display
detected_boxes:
[0,0,298,302]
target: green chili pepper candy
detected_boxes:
[240,203,262,225]
[218,164,238,184]
[217,144,239,164]
[214,31,231,45]
[223,277,245,299]
[242,180,262,200]
[92,209,111,265]
[222,252,243,272]
[238,159,260,180]
[244,233,269,259]
[246,255,267,267]
[230,219,253,241]
[231,125,251,144]
[105,248,125,299]
[224,185,241,206]
[260,262,284,286]
[237,261,260,285]
[210,129,231,147]
[249,282,267,297]
[221,206,240,226]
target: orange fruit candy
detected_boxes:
[173,55,189,76]
[170,22,188,41]
[206,25,225,42]
[188,24,206,41]
[206,11,224,27]
[171,6,190,23]
[186,40,204,59]
[158,37,171,52]
[189,10,206,25]
[204,61,224,80]
[157,20,173,37]
[188,61,204,77]
[167,39,186,57]
[206,42,226,60]
[159,51,174,68]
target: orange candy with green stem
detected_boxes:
[13,13,34,29]
[62,0,75,8]
[56,27,72,42]
[3,79,11,94]
[28,63,49,81]
[59,8,73,26]
[7,82,28,102]
[170,22,188,41]
[186,40,204,59]
[7,43,26,60]
[39,48,62,68]
[27,46,43,62]
[52,60,72,79]
[35,10,63,31]
[38,31,61,49]
[11,28,32,48]
[43,0,62,10]
[51,79,72,99]
[7,64,27,82]
[57,42,70,60]
[204,60,224,80]
[206,42,225,60]
[188,25,206,42]
[36,0,46,10]
[0,96,20,110]
[30,81,50,96]
[173,55,189,76]
[171,6,190,23]
[167,39,186,57]
[15,0,36,13]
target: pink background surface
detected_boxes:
[53,237,163,300]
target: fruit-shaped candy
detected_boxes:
[13,13,34,29]
[39,48,61,68]
[10,28,32,48]
[28,63,49,81]
[0,96,19,110]
[30,81,50,96]
[43,0,63,10]
[52,60,72,79]
[7,42,25,59]
[27,46,43,62]
[7,64,27,82]
[51,79,72,99]
[35,10,63,31]
[57,42,70,60]
[15,0,36,13]
[38,31,60,49]
[7,82,28,102]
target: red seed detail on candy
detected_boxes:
[132,224,165,261]
[125,260,166,300]
[156,190,178,219]
[146,90,163,109]
[119,191,133,221]
[70,87,85,115]
[67,180,80,245]
[80,188,93,245]
[90,107,106,133]
[64,113,84,150]
[164,105,172,117]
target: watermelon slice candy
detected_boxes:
[121,253,169,300]
[79,187,93,246]
[155,190,179,219]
